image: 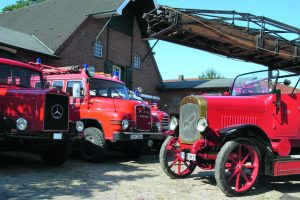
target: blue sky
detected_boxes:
[1,0,299,79]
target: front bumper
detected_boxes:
[4,131,75,140]
[112,131,164,142]
[3,122,81,141]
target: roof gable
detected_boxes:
[0,26,55,57]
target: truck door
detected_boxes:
[273,77,300,138]
[66,80,85,121]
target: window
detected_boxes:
[45,82,50,89]
[112,65,121,80]
[133,54,141,69]
[0,64,42,88]
[0,64,12,85]
[94,41,103,58]
[53,81,64,91]
[90,78,129,99]
[66,81,84,97]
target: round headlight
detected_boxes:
[169,117,178,131]
[86,66,96,77]
[156,122,161,131]
[197,117,208,132]
[16,118,28,131]
[122,119,129,130]
[76,121,84,132]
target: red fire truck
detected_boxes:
[0,58,83,165]
[129,90,170,149]
[160,69,300,196]
[39,63,167,162]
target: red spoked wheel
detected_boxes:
[215,138,260,196]
[159,136,196,178]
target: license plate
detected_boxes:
[53,133,63,140]
[130,134,143,140]
[180,152,196,161]
[186,153,196,161]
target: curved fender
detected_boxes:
[81,118,103,131]
[219,124,270,147]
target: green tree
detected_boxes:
[2,0,46,12]
[199,68,224,79]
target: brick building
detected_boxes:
[159,76,233,116]
[0,0,162,96]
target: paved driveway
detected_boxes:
[0,152,300,200]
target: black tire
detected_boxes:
[40,140,72,166]
[78,127,107,162]
[122,141,146,159]
[215,138,261,196]
[160,136,196,178]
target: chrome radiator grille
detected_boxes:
[179,103,200,144]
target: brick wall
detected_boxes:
[46,16,162,96]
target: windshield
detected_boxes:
[232,70,278,96]
[90,78,129,99]
[0,64,43,89]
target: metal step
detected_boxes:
[274,155,300,176]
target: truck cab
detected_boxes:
[44,64,165,162]
[0,58,83,165]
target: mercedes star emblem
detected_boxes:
[51,104,63,120]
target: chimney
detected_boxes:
[178,75,184,81]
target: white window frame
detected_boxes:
[133,54,141,69]
[94,41,103,58]
[112,65,122,80]
[66,80,85,97]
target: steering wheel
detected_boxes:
[241,88,255,94]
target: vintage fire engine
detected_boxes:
[40,63,166,162]
[129,90,170,149]
[160,69,300,196]
[0,58,83,165]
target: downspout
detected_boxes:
[106,21,110,61]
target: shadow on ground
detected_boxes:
[0,151,157,200]
[191,170,300,198]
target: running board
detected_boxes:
[273,155,300,176]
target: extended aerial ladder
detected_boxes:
[143,6,300,70]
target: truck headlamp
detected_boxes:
[16,118,28,131]
[86,66,96,77]
[169,117,178,131]
[122,119,129,130]
[76,121,84,132]
[197,117,208,132]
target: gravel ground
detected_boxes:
[0,152,300,200]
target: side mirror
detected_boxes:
[283,79,291,86]
[72,83,81,98]
[275,89,281,114]
[134,87,143,97]
[137,87,143,93]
